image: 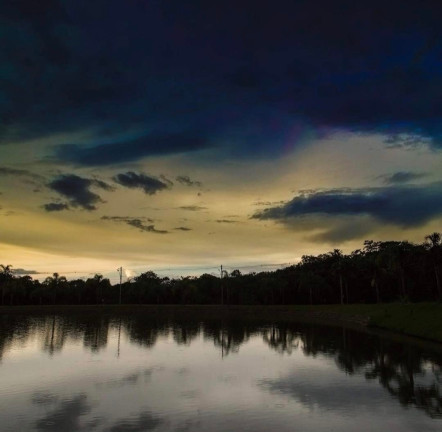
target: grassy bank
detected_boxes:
[313,303,442,342]
[367,303,442,342]
[1,303,441,343]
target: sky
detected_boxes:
[1,0,442,282]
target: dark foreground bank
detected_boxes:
[1,303,441,343]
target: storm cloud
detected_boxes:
[47,175,114,210]
[2,0,442,160]
[56,134,208,166]
[113,172,171,195]
[252,183,442,227]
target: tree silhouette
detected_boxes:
[43,273,67,305]
[425,232,442,300]
[0,264,13,305]
[2,233,442,305]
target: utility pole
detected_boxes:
[220,265,229,305]
[117,267,123,304]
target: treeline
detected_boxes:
[1,233,441,305]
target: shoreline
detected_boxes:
[1,303,441,343]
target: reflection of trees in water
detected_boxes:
[263,324,300,355]
[296,324,442,419]
[82,316,110,353]
[123,317,166,348]
[1,313,442,418]
[172,322,200,346]
[42,316,67,356]
[364,341,442,418]
[203,321,255,357]
[0,314,35,361]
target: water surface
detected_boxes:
[0,311,441,431]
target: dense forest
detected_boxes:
[1,233,441,305]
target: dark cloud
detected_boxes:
[13,268,43,275]
[125,220,168,234]
[175,176,202,187]
[252,183,442,227]
[2,0,442,161]
[380,171,427,185]
[43,202,70,212]
[2,0,70,66]
[0,166,44,181]
[47,174,114,210]
[56,134,208,166]
[159,175,174,187]
[101,216,168,234]
[178,206,207,211]
[215,219,238,224]
[174,227,192,231]
[113,172,171,195]
[106,411,164,432]
[34,394,90,432]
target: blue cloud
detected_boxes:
[252,183,442,227]
[2,0,442,163]
[47,175,114,210]
[56,134,208,166]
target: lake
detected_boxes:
[0,310,441,431]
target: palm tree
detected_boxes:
[93,273,103,304]
[425,232,442,300]
[0,264,13,305]
[330,249,345,304]
[44,272,67,305]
